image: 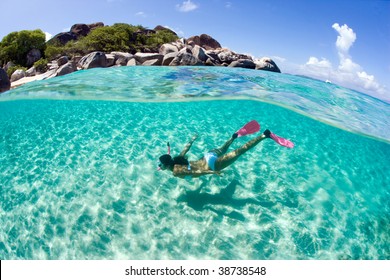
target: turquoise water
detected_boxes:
[0,67,389,259]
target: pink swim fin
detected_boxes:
[269,132,294,148]
[236,120,260,137]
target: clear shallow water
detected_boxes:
[0,67,389,260]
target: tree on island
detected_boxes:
[45,23,178,60]
[0,29,46,75]
[0,23,178,75]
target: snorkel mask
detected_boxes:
[157,142,171,171]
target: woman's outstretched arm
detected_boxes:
[179,134,198,157]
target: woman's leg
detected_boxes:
[210,133,237,156]
[214,133,268,171]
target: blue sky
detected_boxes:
[1,0,389,101]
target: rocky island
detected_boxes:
[0,22,280,93]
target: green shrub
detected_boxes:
[33,58,49,73]
[6,65,27,77]
[77,23,178,54]
[45,40,89,60]
[44,44,65,60]
[145,30,179,49]
[0,30,46,66]
[78,24,139,53]
[1,23,179,67]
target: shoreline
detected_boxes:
[4,36,281,92]
[10,70,57,89]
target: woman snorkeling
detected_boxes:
[158,120,294,179]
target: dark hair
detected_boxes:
[159,154,174,166]
[159,154,189,168]
[172,156,189,166]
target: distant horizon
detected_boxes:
[1,0,389,101]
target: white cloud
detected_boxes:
[331,23,386,95]
[176,0,198,12]
[135,11,147,17]
[357,71,382,91]
[282,23,389,100]
[332,23,363,75]
[306,56,332,68]
[338,57,361,73]
[332,23,356,53]
[225,2,232,9]
[297,56,386,98]
[45,32,52,42]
